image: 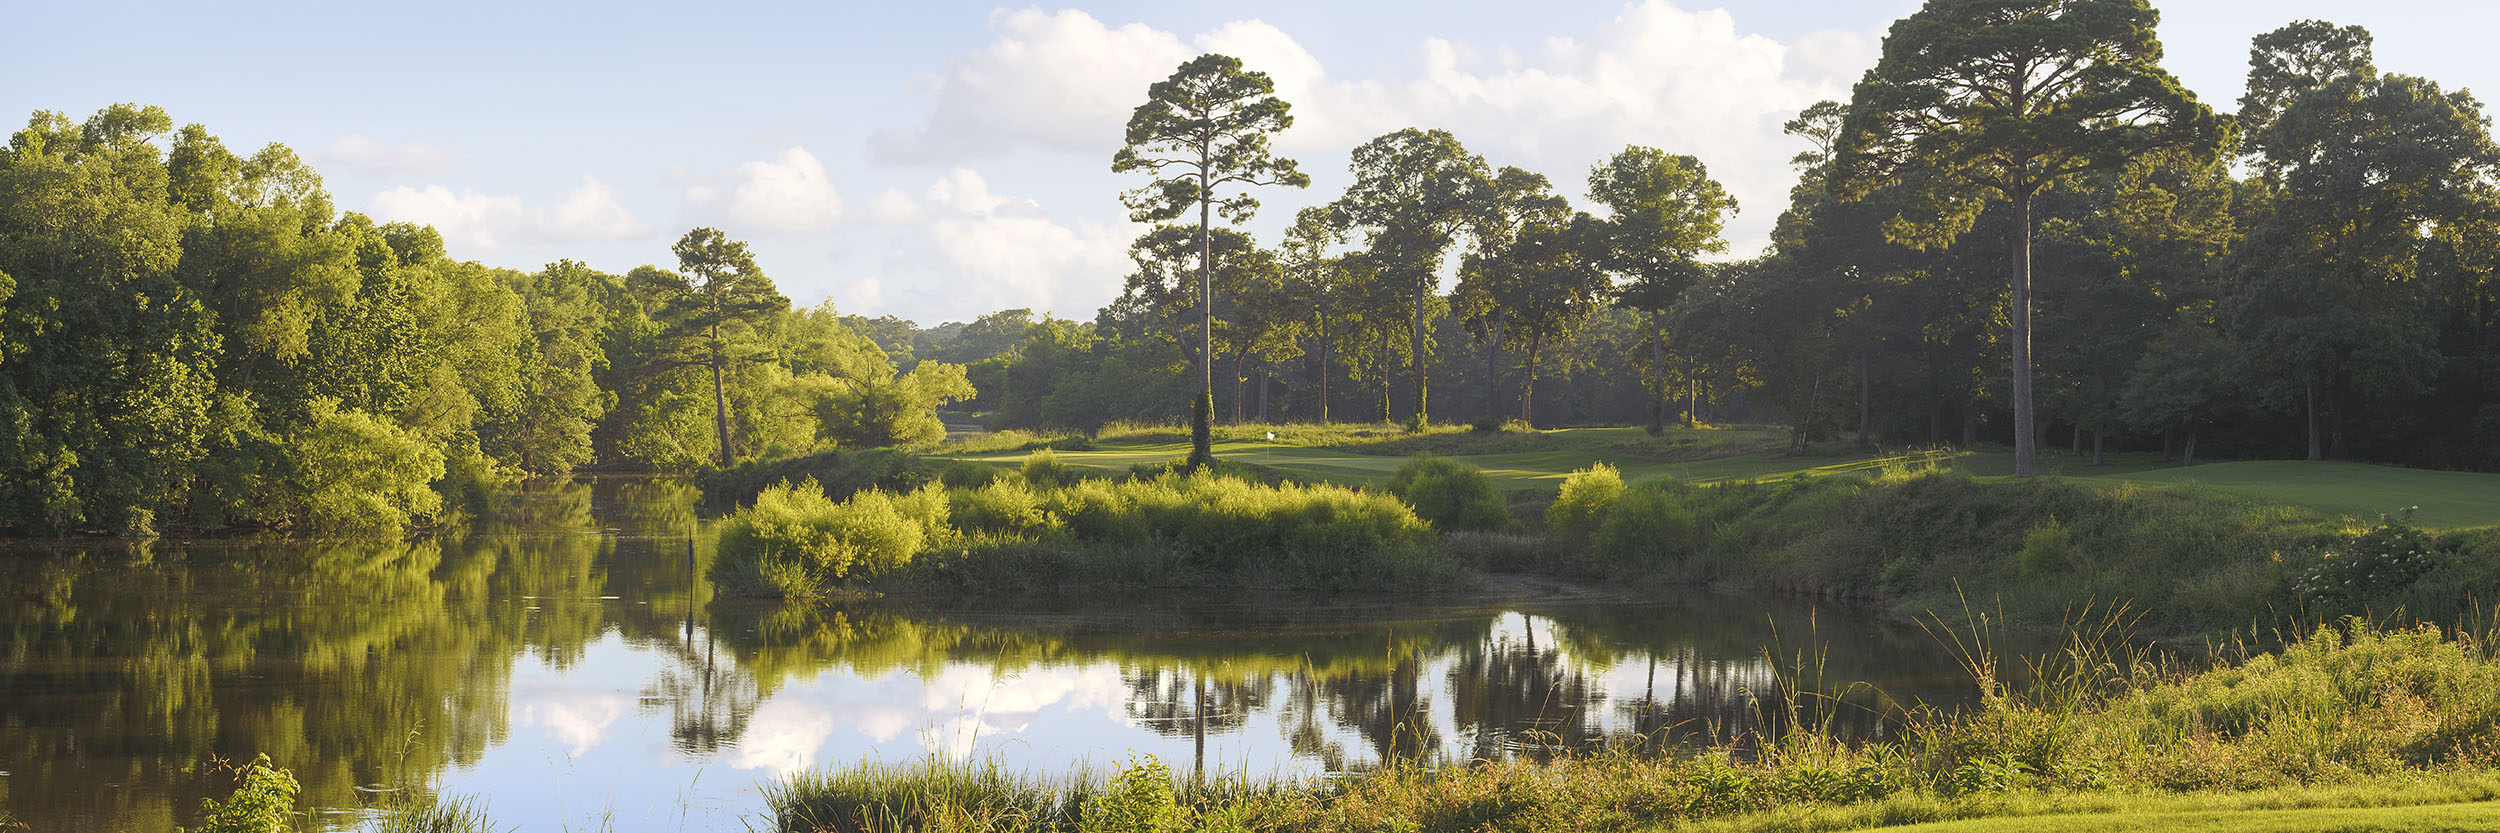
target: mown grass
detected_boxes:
[933,422,2500,528]
[764,619,2500,833]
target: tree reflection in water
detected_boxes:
[0,477,2008,832]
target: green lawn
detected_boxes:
[936,426,2500,529]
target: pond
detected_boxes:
[0,478,2017,832]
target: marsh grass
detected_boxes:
[764,617,2500,833]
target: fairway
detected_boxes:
[937,427,2500,529]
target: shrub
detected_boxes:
[2297,512,2436,617]
[711,478,938,599]
[1080,756,1186,833]
[181,754,296,833]
[1023,449,1076,489]
[2018,518,2075,575]
[1546,464,1624,545]
[1384,456,1508,533]
[936,459,1005,489]
[1593,486,1697,564]
[950,478,1059,537]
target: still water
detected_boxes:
[0,478,2004,832]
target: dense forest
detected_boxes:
[952,15,2500,477]
[0,107,970,535]
[7,10,2498,535]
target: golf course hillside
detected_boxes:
[936,423,2500,530]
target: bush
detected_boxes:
[1384,456,1508,533]
[1080,756,1186,833]
[711,479,942,599]
[2018,518,2076,575]
[181,754,296,833]
[2297,512,2437,618]
[936,459,1005,489]
[1593,486,1697,564]
[1023,449,1076,489]
[950,478,1059,537]
[1546,464,1624,545]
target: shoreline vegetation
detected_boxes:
[701,422,2500,642]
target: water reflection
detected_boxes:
[0,477,2009,832]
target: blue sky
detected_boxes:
[11,1,2496,325]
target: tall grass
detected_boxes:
[765,617,2500,832]
[714,468,1450,597]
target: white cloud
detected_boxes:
[864,188,920,226]
[365,174,654,252]
[726,699,836,773]
[869,8,1191,162]
[876,167,1135,322]
[875,2,1881,257]
[684,147,845,235]
[513,688,631,758]
[319,134,457,175]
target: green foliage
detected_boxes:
[1383,455,1507,532]
[1546,463,1624,545]
[711,479,944,599]
[287,398,447,530]
[2018,518,2076,575]
[1079,756,1186,833]
[811,361,976,450]
[716,468,1441,595]
[949,478,1060,537]
[181,754,297,833]
[2295,512,2436,617]
[1021,449,1075,489]
[1592,485,1696,563]
[703,448,934,507]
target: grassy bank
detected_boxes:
[761,619,2500,832]
[1474,463,2500,638]
[707,454,1454,599]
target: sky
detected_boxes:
[11,0,2500,327]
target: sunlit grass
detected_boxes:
[934,421,2500,528]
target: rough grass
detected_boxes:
[764,620,2500,833]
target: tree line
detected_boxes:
[0,107,968,534]
[950,4,2500,476]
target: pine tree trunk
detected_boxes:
[1521,334,1542,427]
[709,322,732,468]
[1410,277,1430,426]
[1481,307,1504,428]
[1190,156,1215,469]
[1856,348,1871,446]
[2010,190,2037,478]
[2305,377,2322,461]
[1231,349,1248,424]
[1317,292,1331,423]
